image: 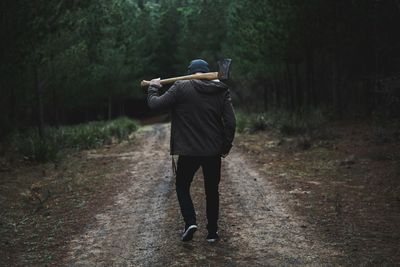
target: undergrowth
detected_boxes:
[236,109,326,135]
[6,117,139,163]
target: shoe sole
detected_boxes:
[206,238,218,243]
[182,225,197,242]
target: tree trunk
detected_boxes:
[119,101,125,116]
[263,80,268,111]
[294,62,302,110]
[306,49,316,107]
[108,95,112,121]
[10,86,17,130]
[285,61,294,111]
[272,64,281,109]
[275,77,281,109]
[85,107,90,122]
[34,66,45,138]
[331,59,338,111]
[331,0,341,115]
[52,86,59,127]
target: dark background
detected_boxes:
[1,0,399,138]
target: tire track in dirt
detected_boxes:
[221,148,343,266]
[64,124,174,266]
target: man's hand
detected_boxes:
[221,143,232,158]
[149,78,162,88]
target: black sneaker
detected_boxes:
[181,225,197,241]
[206,232,219,243]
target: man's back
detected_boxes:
[147,79,236,157]
[170,80,233,156]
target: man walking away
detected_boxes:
[147,59,236,242]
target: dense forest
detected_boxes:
[1,0,400,139]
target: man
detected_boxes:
[147,59,236,243]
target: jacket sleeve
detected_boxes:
[221,89,236,154]
[147,83,179,110]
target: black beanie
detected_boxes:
[187,59,209,74]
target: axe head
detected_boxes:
[217,58,232,81]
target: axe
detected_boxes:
[140,59,232,87]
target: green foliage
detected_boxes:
[272,110,326,135]
[105,117,139,141]
[9,117,138,162]
[10,131,60,163]
[236,112,271,133]
[237,110,326,135]
[235,112,249,133]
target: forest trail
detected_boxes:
[64,123,341,266]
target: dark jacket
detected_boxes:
[147,80,236,156]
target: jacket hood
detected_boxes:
[191,80,228,95]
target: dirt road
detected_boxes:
[64,123,342,266]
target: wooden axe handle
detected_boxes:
[141,72,218,87]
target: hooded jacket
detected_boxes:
[147,80,236,156]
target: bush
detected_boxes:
[10,130,60,162]
[106,117,139,141]
[8,117,139,162]
[235,112,249,133]
[249,114,270,132]
[236,109,326,135]
[236,112,270,133]
[275,109,326,135]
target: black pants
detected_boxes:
[175,155,221,233]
